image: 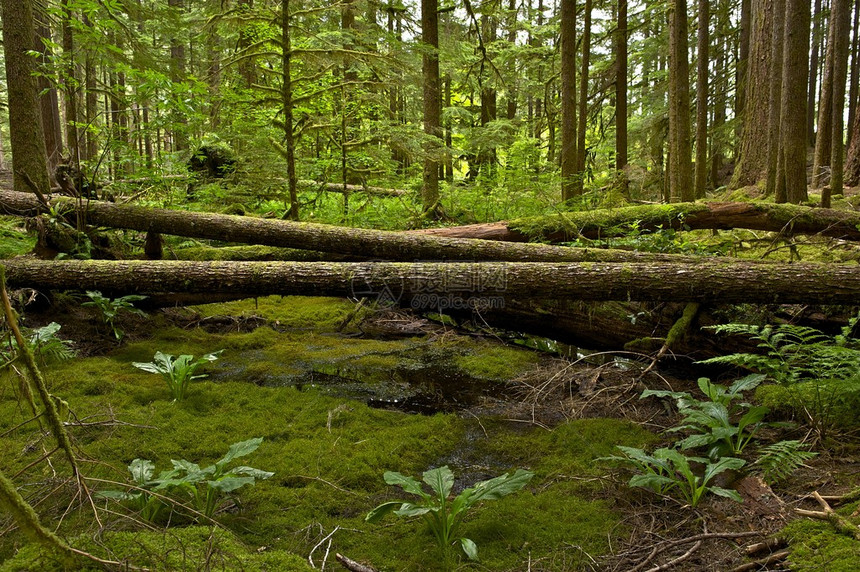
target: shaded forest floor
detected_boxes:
[1,293,859,571]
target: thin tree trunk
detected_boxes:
[616,0,628,171]
[766,0,786,197]
[62,1,80,168]
[668,0,693,202]
[807,0,823,145]
[576,0,592,191]
[735,0,751,146]
[823,0,850,203]
[421,0,441,215]
[694,0,709,198]
[36,23,63,177]
[779,0,811,204]
[560,0,578,201]
[812,21,835,189]
[280,0,299,219]
[848,0,860,150]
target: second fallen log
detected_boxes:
[2,259,858,305]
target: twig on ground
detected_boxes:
[334,553,378,572]
[729,549,790,572]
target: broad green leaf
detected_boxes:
[171,459,202,475]
[217,437,263,467]
[383,471,429,499]
[231,466,274,480]
[96,490,139,501]
[737,406,769,431]
[129,459,155,484]
[708,486,743,503]
[394,503,433,518]
[365,501,404,523]
[629,473,676,492]
[702,457,746,482]
[640,389,687,400]
[461,538,479,561]
[462,469,533,508]
[208,476,256,493]
[132,362,164,374]
[423,466,454,499]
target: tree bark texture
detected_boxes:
[421,0,441,214]
[668,0,694,202]
[732,0,774,188]
[615,0,628,170]
[0,190,716,264]
[847,111,860,185]
[779,0,811,204]
[824,0,850,202]
[1,0,52,196]
[807,0,823,146]
[560,0,578,201]
[297,180,408,197]
[415,201,860,242]
[812,21,835,190]
[3,259,859,305]
[281,0,300,220]
[694,0,709,198]
[765,0,785,198]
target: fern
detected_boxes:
[1,322,76,368]
[755,440,817,484]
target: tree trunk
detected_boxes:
[281,0,299,220]
[3,259,859,305]
[297,180,408,197]
[668,0,693,202]
[421,0,441,215]
[168,0,187,152]
[846,111,860,185]
[414,201,860,242]
[779,0,811,204]
[765,0,785,198]
[848,0,860,151]
[1,0,52,197]
[615,0,628,171]
[694,0,709,198]
[823,0,850,203]
[807,0,823,146]
[36,23,63,177]
[560,0,578,201]
[736,0,752,134]
[812,21,835,189]
[62,0,80,167]
[731,0,773,188]
[576,0,591,193]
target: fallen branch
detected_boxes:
[729,550,790,572]
[643,540,702,572]
[795,491,860,540]
[335,553,378,572]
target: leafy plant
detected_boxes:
[1,322,76,369]
[366,465,534,562]
[132,350,223,401]
[81,290,148,339]
[755,440,817,484]
[98,438,273,520]
[604,446,745,507]
[642,375,769,458]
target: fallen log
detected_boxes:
[0,190,749,264]
[297,180,409,197]
[2,259,858,305]
[415,202,860,242]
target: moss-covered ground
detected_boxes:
[0,295,654,571]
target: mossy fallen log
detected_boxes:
[415,202,860,242]
[3,259,858,305]
[0,190,751,264]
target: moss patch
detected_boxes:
[0,218,35,259]
[453,341,541,381]
[783,518,860,572]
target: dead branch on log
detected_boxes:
[796,491,860,539]
[335,553,378,572]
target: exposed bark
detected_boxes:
[0,190,725,264]
[807,0,823,146]
[694,0,709,198]
[812,21,835,190]
[576,0,592,192]
[3,259,859,305]
[848,0,860,150]
[1,0,52,196]
[35,23,63,176]
[823,0,850,203]
[421,0,441,215]
[732,0,773,188]
[765,0,785,198]
[779,0,811,204]
[560,0,578,201]
[615,0,628,170]
[668,0,693,202]
[281,0,299,220]
[847,112,860,185]
[415,201,860,242]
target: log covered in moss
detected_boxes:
[415,202,860,242]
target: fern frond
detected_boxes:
[755,440,817,484]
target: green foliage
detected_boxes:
[754,440,817,484]
[1,322,76,369]
[81,291,148,340]
[366,465,534,562]
[98,438,273,520]
[132,349,223,401]
[604,446,745,507]
[642,374,769,457]
[700,316,860,434]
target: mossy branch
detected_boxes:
[796,491,860,540]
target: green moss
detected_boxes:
[174,245,331,261]
[0,526,312,571]
[453,342,540,380]
[0,218,35,259]
[782,519,860,572]
[193,296,360,331]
